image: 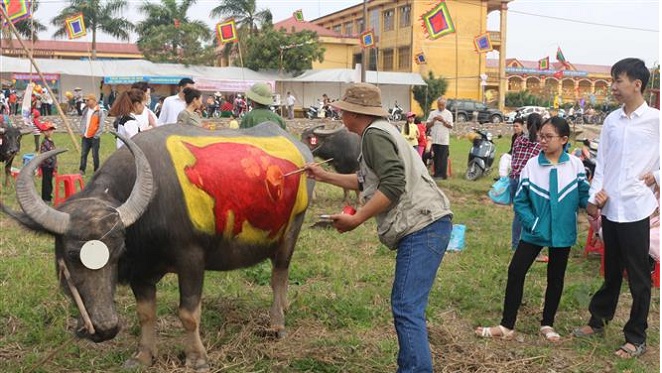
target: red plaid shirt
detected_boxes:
[509,135,541,179]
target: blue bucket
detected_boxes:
[22,153,36,166]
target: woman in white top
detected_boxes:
[108,88,146,149]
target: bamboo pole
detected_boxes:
[0,5,80,153]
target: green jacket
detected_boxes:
[514,152,590,248]
[240,108,286,130]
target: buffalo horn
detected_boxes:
[112,130,155,228]
[16,149,70,234]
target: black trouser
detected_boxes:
[431,144,449,179]
[79,137,100,173]
[500,240,570,329]
[41,167,54,202]
[588,216,651,345]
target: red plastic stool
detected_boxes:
[54,173,85,206]
[584,223,604,257]
[653,261,660,289]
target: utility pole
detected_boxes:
[361,0,368,82]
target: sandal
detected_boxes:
[540,325,561,342]
[475,325,515,340]
[615,342,646,358]
[535,254,549,263]
[572,325,604,338]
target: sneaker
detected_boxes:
[535,254,549,263]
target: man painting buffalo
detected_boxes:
[2,122,313,371]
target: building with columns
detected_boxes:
[486,58,612,107]
[309,0,514,112]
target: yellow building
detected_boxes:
[309,0,515,112]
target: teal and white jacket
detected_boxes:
[514,151,590,248]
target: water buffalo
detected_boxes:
[0,116,28,186]
[300,124,360,202]
[3,122,314,371]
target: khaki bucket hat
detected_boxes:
[330,83,389,117]
[246,82,274,106]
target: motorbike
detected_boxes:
[306,100,327,119]
[577,138,599,181]
[465,128,496,181]
[388,101,403,122]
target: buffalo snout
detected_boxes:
[76,319,120,342]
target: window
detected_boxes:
[383,9,394,32]
[382,48,394,71]
[344,22,353,36]
[332,24,342,34]
[353,53,362,67]
[368,49,377,70]
[398,46,411,70]
[400,5,411,28]
[370,9,380,36]
[357,18,364,32]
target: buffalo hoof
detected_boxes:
[186,357,209,373]
[123,357,150,370]
[276,329,288,339]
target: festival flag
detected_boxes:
[553,70,564,79]
[293,9,304,22]
[538,56,549,70]
[473,33,492,53]
[421,1,455,40]
[360,29,375,49]
[216,19,238,44]
[2,0,31,26]
[414,52,426,65]
[556,47,570,67]
[65,13,86,39]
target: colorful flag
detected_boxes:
[473,33,492,53]
[538,56,549,70]
[293,9,304,22]
[553,70,564,79]
[65,13,86,39]
[421,1,455,40]
[2,0,31,26]
[415,52,426,65]
[556,47,570,67]
[360,29,375,49]
[216,19,238,44]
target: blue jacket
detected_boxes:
[514,152,590,248]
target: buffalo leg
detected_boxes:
[177,270,208,371]
[125,282,157,368]
[270,213,304,338]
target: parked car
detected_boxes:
[446,99,504,124]
[504,106,546,123]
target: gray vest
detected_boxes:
[359,120,452,249]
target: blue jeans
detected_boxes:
[510,177,521,250]
[392,216,451,373]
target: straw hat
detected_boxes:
[245,82,273,106]
[84,93,97,102]
[330,83,389,117]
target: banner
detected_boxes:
[415,52,426,65]
[421,1,455,40]
[2,0,31,26]
[360,29,375,49]
[216,19,238,44]
[65,13,86,39]
[538,56,549,70]
[473,33,492,53]
[13,73,60,81]
[194,78,275,93]
[293,9,304,22]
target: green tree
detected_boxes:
[243,27,324,75]
[136,0,212,65]
[2,1,47,41]
[209,0,272,37]
[412,71,448,117]
[51,0,133,59]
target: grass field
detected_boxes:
[0,130,659,372]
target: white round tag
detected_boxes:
[80,240,110,270]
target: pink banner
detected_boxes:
[194,78,275,93]
[12,73,60,81]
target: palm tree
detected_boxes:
[1,1,47,41]
[50,0,133,60]
[136,0,211,63]
[209,0,272,37]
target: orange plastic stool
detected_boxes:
[54,173,85,206]
[653,261,660,289]
[584,223,604,257]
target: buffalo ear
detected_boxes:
[1,203,54,235]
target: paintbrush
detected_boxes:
[283,158,334,177]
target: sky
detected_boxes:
[30,0,660,67]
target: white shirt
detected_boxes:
[157,94,186,126]
[287,94,296,106]
[426,109,453,145]
[116,115,140,149]
[134,108,157,131]
[589,102,659,222]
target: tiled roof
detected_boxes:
[2,39,141,55]
[273,17,344,38]
[487,58,611,74]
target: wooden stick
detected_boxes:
[283,158,334,177]
[0,6,81,153]
[58,259,95,335]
